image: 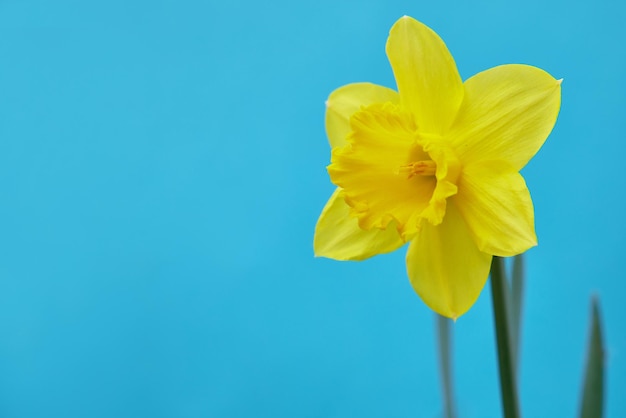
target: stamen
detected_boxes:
[398,160,437,179]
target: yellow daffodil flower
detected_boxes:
[314,16,561,319]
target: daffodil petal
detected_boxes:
[406,202,492,319]
[455,160,536,257]
[325,83,399,149]
[314,188,405,261]
[385,16,463,135]
[448,64,561,170]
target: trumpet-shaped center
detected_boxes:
[327,102,460,240]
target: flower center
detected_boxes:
[327,102,461,239]
[399,160,437,178]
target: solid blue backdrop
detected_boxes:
[0,0,624,417]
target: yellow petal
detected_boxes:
[448,64,561,170]
[385,16,463,135]
[325,83,399,149]
[314,188,405,261]
[455,160,536,257]
[406,202,492,319]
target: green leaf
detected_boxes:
[490,256,521,418]
[579,296,605,418]
[436,314,456,418]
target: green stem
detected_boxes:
[510,255,525,374]
[436,314,456,418]
[490,257,521,418]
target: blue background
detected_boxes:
[0,0,624,417]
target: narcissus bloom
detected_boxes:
[314,16,561,319]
